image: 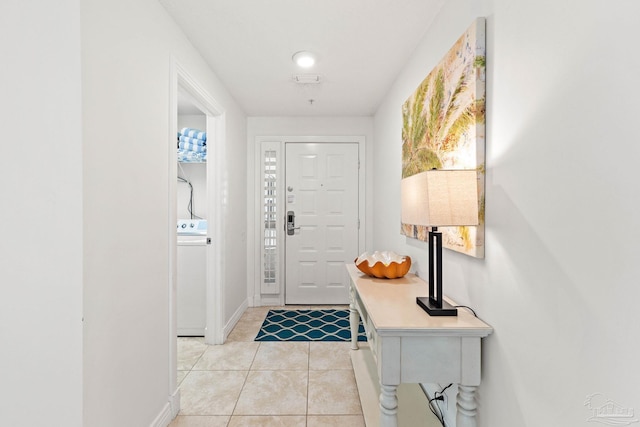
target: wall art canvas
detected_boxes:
[401,18,486,258]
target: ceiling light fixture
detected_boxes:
[292,51,316,68]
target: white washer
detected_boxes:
[177,219,207,336]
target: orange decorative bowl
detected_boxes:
[354,251,411,279]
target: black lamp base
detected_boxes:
[416,297,458,316]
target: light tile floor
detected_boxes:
[170,306,365,427]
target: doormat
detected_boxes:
[254,309,367,342]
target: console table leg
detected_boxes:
[349,301,360,350]
[456,384,478,427]
[379,384,398,427]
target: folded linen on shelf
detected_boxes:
[179,135,206,146]
[180,127,207,141]
[178,140,207,153]
[177,149,207,162]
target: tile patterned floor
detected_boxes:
[170,306,365,427]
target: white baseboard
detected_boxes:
[149,389,180,427]
[253,294,262,307]
[149,402,173,427]
[169,388,180,419]
[224,298,248,341]
[258,296,282,306]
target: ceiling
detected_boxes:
[160,0,445,116]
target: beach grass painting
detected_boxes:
[401,18,486,258]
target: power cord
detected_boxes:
[177,176,202,220]
[428,383,453,426]
[177,162,203,220]
[454,305,478,317]
[425,309,477,426]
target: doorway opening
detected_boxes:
[176,91,208,336]
[168,59,226,412]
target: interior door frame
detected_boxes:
[168,58,226,415]
[253,135,366,306]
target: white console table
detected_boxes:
[347,264,493,427]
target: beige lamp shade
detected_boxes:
[401,170,479,226]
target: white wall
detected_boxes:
[0,1,83,426]
[372,0,640,425]
[82,0,247,425]
[246,117,374,304]
[178,114,206,132]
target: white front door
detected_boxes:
[285,143,359,304]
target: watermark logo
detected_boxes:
[584,393,638,426]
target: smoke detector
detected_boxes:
[293,74,321,84]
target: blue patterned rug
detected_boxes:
[255,309,367,342]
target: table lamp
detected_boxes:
[401,169,479,316]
